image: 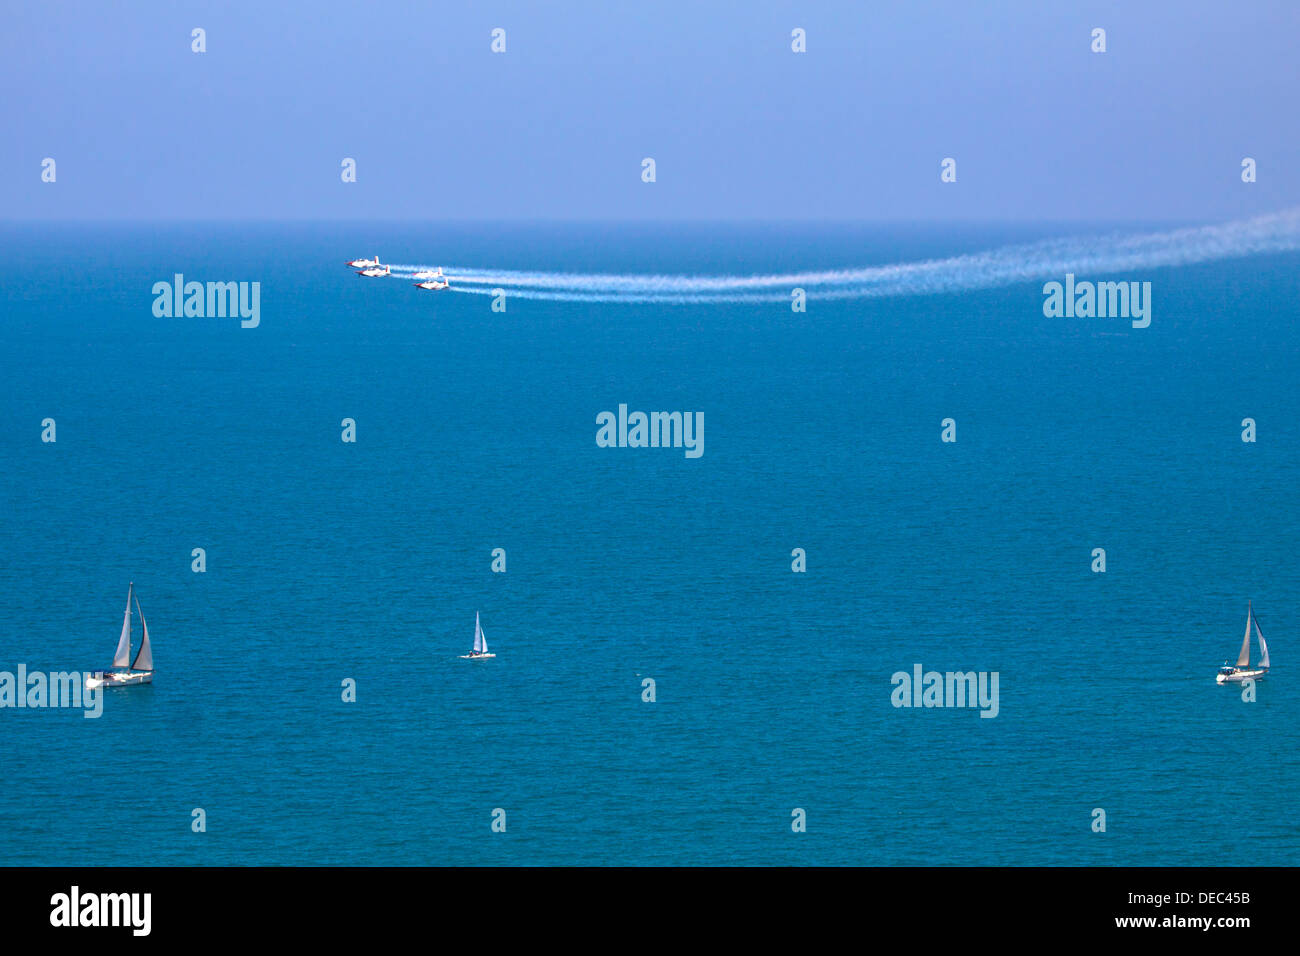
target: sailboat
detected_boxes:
[460,612,496,659]
[85,582,154,688]
[1216,601,1270,684]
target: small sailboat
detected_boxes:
[86,582,154,688]
[1216,601,1270,684]
[460,612,496,659]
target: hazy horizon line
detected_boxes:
[0,216,1212,228]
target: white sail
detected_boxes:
[132,594,153,672]
[473,612,486,654]
[1255,619,1269,670]
[112,584,133,669]
[1236,603,1253,667]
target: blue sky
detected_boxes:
[3,0,1296,221]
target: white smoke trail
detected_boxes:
[382,208,1300,304]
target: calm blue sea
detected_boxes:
[1,221,1298,866]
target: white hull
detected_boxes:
[1216,668,1267,684]
[460,653,495,660]
[86,670,153,689]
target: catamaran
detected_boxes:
[1216,601,1270,684]
[460,612,496,659]
[86,582,154,688]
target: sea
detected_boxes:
[1,220,1297,865]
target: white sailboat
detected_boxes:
[460,612,496,659]
[86,582,154,688]
[1216,600,1270,684]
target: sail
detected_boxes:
[1236,604,1252,667]
[132,594,153,672]
[1255,619,1269,670]
[112,584,133,668]
[473,612,485,654]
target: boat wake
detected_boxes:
[381,208,1300,304]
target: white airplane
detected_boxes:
[357,264,391,278]
[413,268,449,290]
[346,254,380,268]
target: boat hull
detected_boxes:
[86,670,153,689]
[459,653,496,660]
[1216,668,1267,684]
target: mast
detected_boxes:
[1235,601,1253,668]
[112,582,134,670]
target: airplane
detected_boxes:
[413,267,449,290]
[357,265,391,278]
[346,255,380,268]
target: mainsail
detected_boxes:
[1255,618,1269,670]
[112,584,133,669]
[1236,602,1253,667]
[473,612,487,654]
[132,593,153,672]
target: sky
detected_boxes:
[2,0,1297,221]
